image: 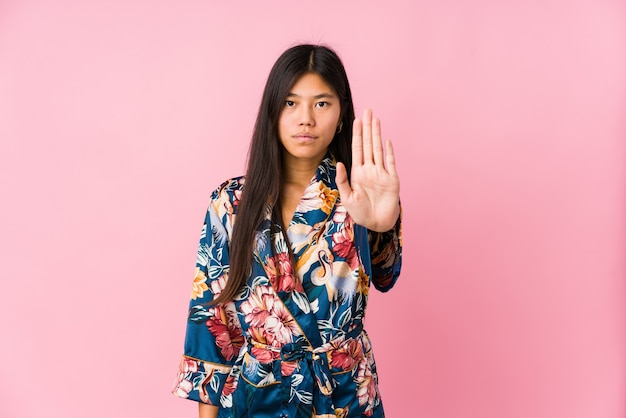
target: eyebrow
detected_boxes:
[286,92,336,99]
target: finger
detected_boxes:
[362,109,373,164]
[352,117,363,166]
[385,139,398,177]
[372,117,384,167]
[335,162,353,200]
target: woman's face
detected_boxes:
[278,72,341,167]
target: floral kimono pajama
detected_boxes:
[172,156,402,417]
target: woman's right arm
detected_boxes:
[172,183,242,408]
[199,403,219,418]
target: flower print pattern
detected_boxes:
[295,178,338,216]
[222,374,237,397]
[369,217,402,292]
[266,251,303,293]
[240,285,302,350]
[280,360,299,377]
[334,406,350,418]
[209,273,228,296]
[332,202,348,224]
[172,356,231,405]
[295,181,326,214]
[172,357,198,398]
[353,335,381,416]
[356,356,378,416]
[233,188,242,206]
[191,268,208,300]
[247,326,279,364]
[173,157,402,417]
[331,221,359,270]
[318,183,339,214]
[206,305,244,361]
[329,338,364,372]
[356,268,370,296]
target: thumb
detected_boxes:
[335,162,352,200]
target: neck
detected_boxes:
[282,154,323,186]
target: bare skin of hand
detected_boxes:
[336,109,400,232]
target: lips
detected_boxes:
[293,132,317,139]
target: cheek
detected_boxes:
[324,113,341,135]
[330,109,342,127]
[277,114,289,139]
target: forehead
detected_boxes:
[289,73,336,96]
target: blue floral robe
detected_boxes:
[172,156,402,417]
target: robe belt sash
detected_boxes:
[247,320,364,401]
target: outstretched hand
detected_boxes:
[336,109,400,232]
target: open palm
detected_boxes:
[336,109,400,232]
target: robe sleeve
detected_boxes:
[368,204,403,292]
[172,184,243,405]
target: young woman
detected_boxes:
[172,44,402,418]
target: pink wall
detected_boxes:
[1,1,624,417]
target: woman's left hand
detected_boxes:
[336,109,400,232]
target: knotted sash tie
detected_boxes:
[281,321,364,400]
[246,321,365,413]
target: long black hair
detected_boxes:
[212,44,355,305]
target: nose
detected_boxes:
[298,106,315,126]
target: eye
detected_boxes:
[285,100,296,107]
[315,101,329,108]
